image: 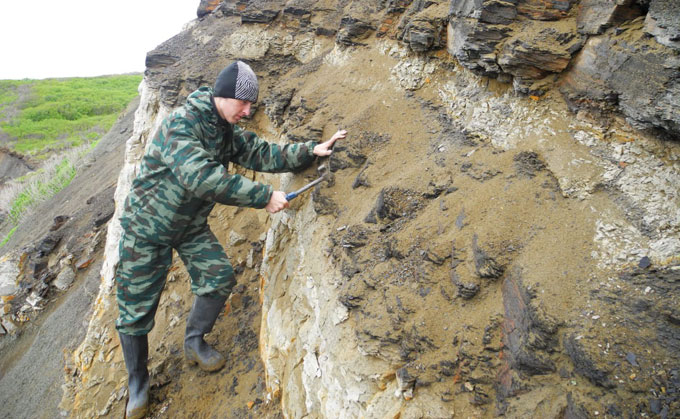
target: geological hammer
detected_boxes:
[285,164,330,201]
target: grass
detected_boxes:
[0,226,17,247]
[0,75,141,157]
[7,155,77,224]
[0,74,141,248]
[0,146,85,247]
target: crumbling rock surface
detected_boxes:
[0,148,32,185]
[0,1,669,418]
[561,18,680,135]
[501,270,558,376]
[644,0,680,50]
[577,0,643,35]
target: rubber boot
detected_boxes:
[184,295,227,372]
[118,333,149,419]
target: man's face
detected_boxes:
[215,97,252,124]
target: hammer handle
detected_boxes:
[285,176,325,201]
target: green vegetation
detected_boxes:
[0,226,17,247]
[0,147,86,248]
[7,157,77,225]
[0,74,141,248]
[0,74,141,156]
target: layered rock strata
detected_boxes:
[56,1,680,418]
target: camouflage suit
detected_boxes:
[116,87,317,335]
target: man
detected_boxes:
[115,60,346,419]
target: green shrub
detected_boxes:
[0,74,140,245]
[0,75,141,157]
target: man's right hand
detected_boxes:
[265,191,289,214]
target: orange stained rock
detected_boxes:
[76,258,94,269]
[259,274,265,304]
[247,401,255,409]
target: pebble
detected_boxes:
[229,231,247,247]
[54,267,76,291]
[639,256,651,269]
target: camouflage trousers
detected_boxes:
[115,227,236,335]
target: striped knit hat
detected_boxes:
[214,61,259,103]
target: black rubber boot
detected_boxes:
[118,333,149,419]
[184,295,227,372]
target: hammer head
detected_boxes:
[317,163,335,187]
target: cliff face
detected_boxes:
[53,0,680,418]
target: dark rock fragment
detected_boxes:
[424,248,447,265]
[517,0,575,21]
[364,210,377,224]
[497,25,585,91]
[340,260,360,279]
[638,256,651,269]
[452,271,479,300]
[472,235,504,279]
[366,187,423,223]
[337,16,374,45]
[577,0,643,35]
[423,181,449,199]
[287,124,324,143]
[50,216,70,232]
[94,206,114,228]
[240,0,282,24]
[398,2,448,52]
[564,334,614,388]
[378,240,403,261]
[197,0,221,18]
[450,0,518,25]
[311,188,337,216]
[264,88,294,127]
[340,225,370,249]
[396,366,417,398]
[351,170,370,189]
[329,144,367,171]
[645,0,680,49]
[145,53,179,69]
[561,22,680,137]
[447,18,511,77]
[513,151,546,178]
[501,270,558,375]
[339,294,363,309]
[439,360,457,377]
[565,392,590,419]
[404,17,445,52]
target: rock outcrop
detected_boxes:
[0,0,669,418]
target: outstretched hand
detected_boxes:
[313,129,347,156]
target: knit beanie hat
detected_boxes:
[213,61,259,103]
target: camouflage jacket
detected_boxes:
[120,87,318,244]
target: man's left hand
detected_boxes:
[313,129,347,156]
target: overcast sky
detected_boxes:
[0,1,197,80]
